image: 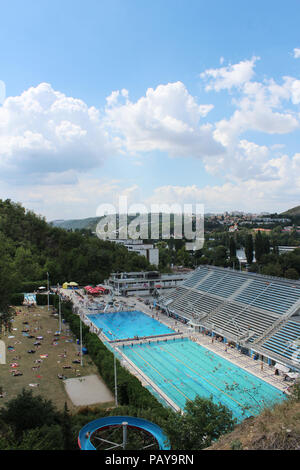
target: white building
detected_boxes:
[278,246,298,254]
[113,239,159,266]
[106,270,188,296]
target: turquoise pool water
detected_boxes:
[122,337,286,421]
[87,310,174,340]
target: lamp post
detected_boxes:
[114,354,118,407]
[110,330,118,407]
[58,293,62,333]
[47,272,50,311]
[80,312,83,367]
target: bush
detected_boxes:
[10,293,58,307]
[0,389,61,440]
[10,293,24,306]
[165,395,235,449]
[18,280,47,292]
[60,301,169,414]
[36,293,58,306]
[231,439,243,450]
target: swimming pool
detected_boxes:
[87,310,174,340]
[122,337,285,421]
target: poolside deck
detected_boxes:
[64,289,290,408]
[131,298,291,394]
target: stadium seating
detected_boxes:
[235,280,300,315]
[262,320,300,362]
[158,266,300,354]
[181,266,211,288]
[201,302,277,343]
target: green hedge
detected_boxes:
[60,300,169,416]
[36,294,59,306]
[10,293,59,307]
[19,280,48,292]
[10,293,24,306]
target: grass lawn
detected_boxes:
[0,305,114,412]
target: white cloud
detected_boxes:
[0,83,117,181]
[2,53,300,219]
[146,154,300,213]
[0,80,6,104]
[293,48,300,58]
[207,71,300,173]
[104,81,223,159]
[200,57,259,91]
[200,60,300,159]
[0,174,141,221]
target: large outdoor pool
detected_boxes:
[87,310,175,340]
[122,337,286,421]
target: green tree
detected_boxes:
[165,395,235,449]
[0,233,14,314]
[0,389,60,440]
[284,268,299,280]
[254,232,264,263]
[212,245,227,266]
[245,234,254,264]
[60,402,74,450]
[13,246,43,281]
[229,237,236,258]
[261,263,283,277]
[176,246,191,267]
[262,235,270,256]
[17,425,64,450]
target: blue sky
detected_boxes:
[0,0,300,219]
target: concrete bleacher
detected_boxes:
[235,280,300,315]
[170,289,222,320]
[202,302,278,343]
[181,266,211,288]
[159,286,187,305]
[192,267,300,315]
[261,320,300,363]
[158,266,300,368]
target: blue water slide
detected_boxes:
[78,415,171,450]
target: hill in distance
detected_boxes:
[50,213,198,235]
[50,217,102,231]
[281,205,300,218]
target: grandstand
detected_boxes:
[157,266,300,372]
